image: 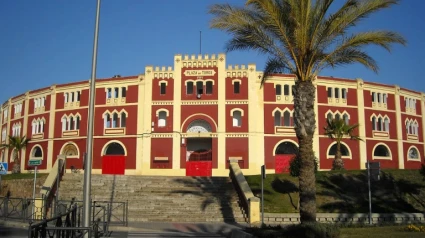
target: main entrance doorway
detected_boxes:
[275,141,298,173]
[102,142,126,175]
[185,119,213,176]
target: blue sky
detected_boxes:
[1,0,424,104]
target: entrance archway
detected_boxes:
[102,141,126,175]
[274,141,299,173]
[185,119,213,176]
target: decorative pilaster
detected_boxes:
[356,79,367,169]
[394,85,404,169]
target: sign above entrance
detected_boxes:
[183,70,216,77]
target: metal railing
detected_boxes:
[0,197,47,222]
[28,203,102,238]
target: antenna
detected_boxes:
[199,31,202,55]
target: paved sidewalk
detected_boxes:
[1,219,247,237]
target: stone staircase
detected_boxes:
[58,174,246,223]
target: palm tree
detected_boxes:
[209,0,405,223]
[324,118,362,170]
[0,135,30,173]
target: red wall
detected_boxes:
[263,83,275,102]
[347,88,358,106]
[225,77,248,100]
[225,137,249,169]
[151,138,173,169]
[152,78,174,101]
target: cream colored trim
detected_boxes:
[272,139,299,156]
[180,113,218,132]
[158,80,168,86]
[30,144,44,160]
[231,79,242,85]
[406,145,421,161]
[100,140,128,156]
[230,108,244,117]
[155,108,170,117]
[326,142,352,159]
[59,142,80,159]
[372,143,392,160]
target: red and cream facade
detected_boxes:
[1,53,424,176]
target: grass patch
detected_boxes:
[340,225,425,238]
[245,169,425,213]
[1,173,48,180]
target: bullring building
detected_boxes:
[0,53,424,176]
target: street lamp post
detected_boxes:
[83,0,101,235]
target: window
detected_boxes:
[112,113,119,128]
[186,82,194,94]
[105,114,111,128]
[283,111,291,126]
[372,92,376,102]
[234,82,240,94]
[377,118,382,131]
[274,111,281,126]
[328,143,350,156]
[327,87,333,98]
[160,83,166,95]
[31,118,45,135]
[120,112,126,127]
[343,114,349,125]
[69,117,75,130]
[384,118,389,132]
[3,109,8,121]
[12,123,21,137]
[14,103,22,115]
[334,88,339,98]
[34,97,45,109]
[196,81,203,95]
[232,111,242,127]
[114,88,119,98]
[77,91,81,101]
[335,114,341,120]
[342,89,347,99]
[206,81,213,94]
[405,97,417,112]
[327,112,333,121]
[408,147,420,160]
[372,115,389,132]
[158,111,167,127]
[284,85,290,96]
[107,88,112,99]
[373,144,390,158]
[406,119,419,136]
[31,146,43,159]
[1,128,6,142]
[121,87,126,97]
[275,85,282,96]
[372,117,376,130]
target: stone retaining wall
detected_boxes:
[265,213,425,225]
[0,177,46,198]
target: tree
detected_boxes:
[0,135,30,173]
[324,118,362,170]
[209,0,405,223]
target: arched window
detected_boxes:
[62,143,79,158]
[374,144,390,158]
[186,81,194,94]
[274,111,281,126]
[326,112,333,121]
[377,118,382,131]
[406,121,411,134]
[120,112,126,128]
[328,143,350,157]
[408,147,420,160]
[31,146,43,159]
[275,85,282,96]
[158,111,167,127]
[112,113,119,128]
[372,117,376,130]
[283,111,291,126]
[76,116,80,130]
[70,117,74,130]
[232,111,242,127]
[206,81,213,94]
[384,118,389,132]
[105,114,111,128]
[275,141,298,155]
[343,114,349,125]
[104,142,125,155]
[62,117,67,131]
[335,114,341,121]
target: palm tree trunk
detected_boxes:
[293,79,317,223]
[333,142,344,170]
[12,151,20,174]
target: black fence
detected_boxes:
[0,196,128,231]
[28,203,103,238]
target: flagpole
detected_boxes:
[83,0,101,235]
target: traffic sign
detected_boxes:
[0,162,7,175]
[28,159,42,166]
